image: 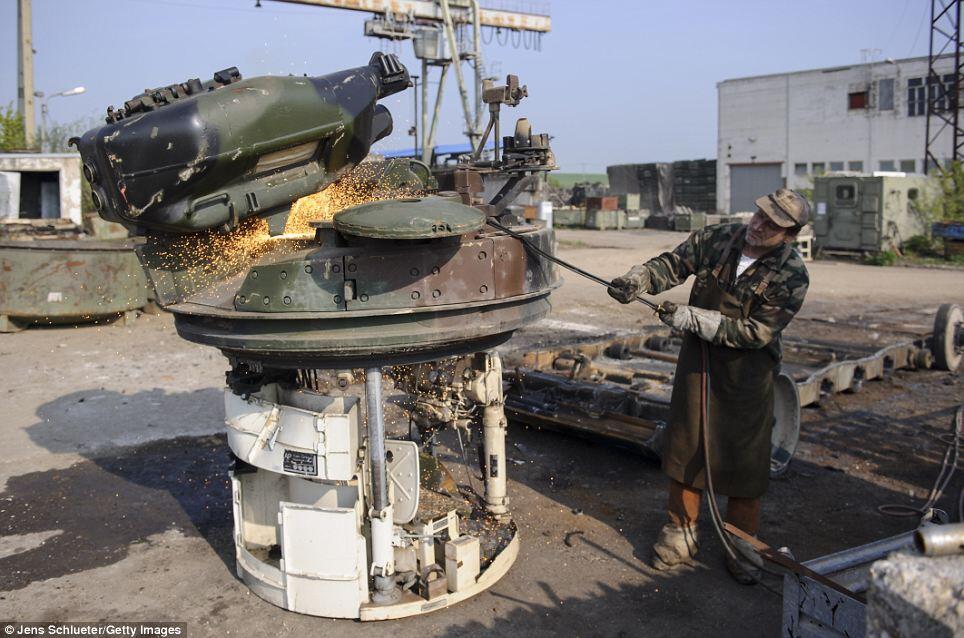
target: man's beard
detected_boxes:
[746,232,783,248]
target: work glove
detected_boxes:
[657,302,723,342]
[607,266,652,304]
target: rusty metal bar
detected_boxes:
[724,523,866,604]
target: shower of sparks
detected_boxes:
[285,163,423,236]
[143,162,424,297]
[146,217,282,293]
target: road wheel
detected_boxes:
[770,372,801,478]
[932,303,963,372]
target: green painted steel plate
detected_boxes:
[332,197,485,239]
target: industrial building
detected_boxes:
[717,55,956,214]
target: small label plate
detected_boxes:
[283,450,318,476]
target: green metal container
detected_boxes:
[813,175,936,254]
[584,209,626,230]
[673,212,706,232]
[553,207,587,227]
[617,193,640,212]
[0,239,149,331]
[624,210,649,229]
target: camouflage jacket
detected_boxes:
[625,223,809,357]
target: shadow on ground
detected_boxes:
[1,389,232,592]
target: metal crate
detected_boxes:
[782,531,916,637]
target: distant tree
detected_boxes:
[915,161,964,225]
[42,115,100,154]
[0,104,28,151]
[935,161,964,222]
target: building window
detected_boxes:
[931,75,956,112]
[829,161,844,171]
[848,161,863,171]
[812,162,826,175]
[848,91,868,110]
[899,159,916,173]
[879,160,896,171]
[878,78,895,111]
[794,163,808,176]
[908,77,926,116]
[908,74,957,116]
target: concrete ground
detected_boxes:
[0,228,961,636]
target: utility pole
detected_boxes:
[17,0,37,149]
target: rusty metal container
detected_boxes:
[585,196,618,211]
[0,239,149,331]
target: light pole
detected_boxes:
[34,86,85,152]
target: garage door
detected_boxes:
[729,164,783,213]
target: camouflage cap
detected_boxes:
[755,188,810,228]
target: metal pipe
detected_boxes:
[420,59,429,164]
[493,105,500,164]
[551,357,672,384]
[472,115,495,161]
[483,403,508,515]
[482,353,508,516]
[365,366,398,603]
[804,531,916,574]
[425,64,449,157]
[915,523,964,556]
[629,348,680,364]
[412,73,418,159]
[366,367,388,511]
[469,0,483,131]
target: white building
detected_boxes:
[717,55,956,214]
[0,153,83,224]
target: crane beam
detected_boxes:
[272,0,551,32]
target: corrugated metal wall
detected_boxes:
[729,164,782,213]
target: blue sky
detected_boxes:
[1,0,931,172]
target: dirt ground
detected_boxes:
[0,228,962,636]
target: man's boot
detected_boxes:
[724,534,763,585]
[651,523,699,571]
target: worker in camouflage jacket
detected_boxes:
[608,188,810,584]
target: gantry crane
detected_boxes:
[272,0,550,164]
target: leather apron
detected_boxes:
[662,230,790,499]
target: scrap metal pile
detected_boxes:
[74,53,558,620]
[502,304,963,475]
